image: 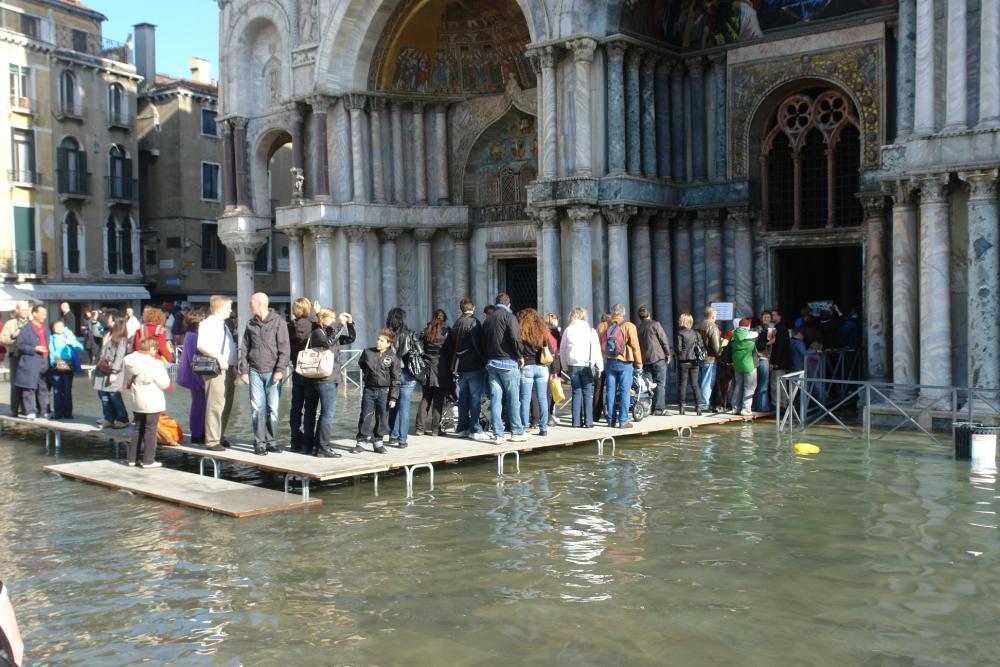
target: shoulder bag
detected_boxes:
[295,337,336,379]
[539,341,554,366]
[192,327,224,376]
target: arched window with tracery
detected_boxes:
[760,89,863,231]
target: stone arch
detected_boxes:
[223,0,291,115]
[313,0,550,94]
[251,123,295,216]
[556,0,609,38]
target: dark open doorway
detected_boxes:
[775,245,862,319]
[499,257,537,313]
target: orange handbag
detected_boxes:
[156,413,183,446]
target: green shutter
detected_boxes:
[13,207,34,252]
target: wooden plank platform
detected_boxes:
[44,460,321,517]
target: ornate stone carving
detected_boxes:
[918,174,949,204]
[858,194,886,219]
[603,204,637,227]
[448,227,470,242]
[627,48,644,69]
[380,227,403,242]
[884,178,916,206]
[958,169,1000,200]
[730,42,883,178]
[568,38,597,63]
[642,52,659,75]
[309,96,330,114]
[696,208,719,223]
[345,226,369,243]
[537,45,559,70]
[369,97,386,113]
[686,56,706,75]
[344,94,368,111]
[727,208,750,225]
[606,41,627,61]
[527,207,558,228]
[291,167,304,199]
[414,228,436,243]
[298,0,318,43]
[291,47,317,66]
[311,225,335,242]
[567,206,595,225]
[230,116,249,130]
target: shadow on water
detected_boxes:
[0,384,997,665]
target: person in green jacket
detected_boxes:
[729,319,759,416]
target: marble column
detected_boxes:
[669,62,685,181]
[731,209,753,318]
[533,208,561,317]
[370,98,386,204]
[896,0,916,139]
[691,215,706,312]
[569,38,596,177]
[380,228,401,310]
[412,102,428,205]
[434,104,450,204]
[346,226,368,341]
[309,98,330,200]
[688,58,707,181]
[654,59,672,180]
[917,174,952,392]
[861,196,890,381]
[222,121,236,210]
[722,209,736,303]
[979,0,1000,128]
[450,227,470,301]
[630,210,653,315]
[652,213,675,342]
[625,48,642,175]
[291,107,305,186]
[641,54,658,178]
[604,205,635,312]
[710,54,727,180]
[889,181,918,387]
[958,170,1000,388]
[414,228,435,321]
[312,226,335,308]
[391,101,405,203]
[943,0,967,131]
[225,236,267,336]
[568,207,595,317]
[232,117,250,210]
[701,209,722,305]
[540,46,559,178]
[606,42,627,174]
[287,229,305,300]
[913,0,935,135]
[346,94,368,202]
[672,215,692,315]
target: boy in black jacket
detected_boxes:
[354,329,401,454]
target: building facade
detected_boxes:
[216,0,1000,392]
[0,0,146,324]
[136,25,291,310]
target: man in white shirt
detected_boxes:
[197,295,237,451]
[124,307,141,341]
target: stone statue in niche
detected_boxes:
[291,167,305,199]
[263,59,281,104]
[299,0,318,43]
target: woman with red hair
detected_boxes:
[132,305,174,363]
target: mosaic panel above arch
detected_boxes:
[729,40,884,179]
[368,0,535,95]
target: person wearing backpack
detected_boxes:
[694,306,722,413]
[596,303,643,429]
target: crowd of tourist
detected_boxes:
[0,290,858,465]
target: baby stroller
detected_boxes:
[630,372,653,422]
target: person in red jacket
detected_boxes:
[133,305,174,363]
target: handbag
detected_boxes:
[156,413,183,446]
[539,342,554,366]
[192,328,225,376]
[54,357,72,372]
[295,339,336,379]
[97,357,114,374]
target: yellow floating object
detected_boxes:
[794,443,820,455]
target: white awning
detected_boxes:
[13,283,151,302]
[0,284,35,311]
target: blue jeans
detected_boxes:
[313,381,338,451]
[570,366,595,427]
[457,369,486,434]
[699,361,717,411]
[389,369,416,444]
[51,371,74,418]
[488,365,523,436]
[98,390,128,423]
[753,358,771,412]
[248,368,281,449]
[604,359,634,426]
[519,364,549,432]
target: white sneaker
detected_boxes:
[22,413,35,420]
[492,433,508,444]
[509,433,527,443]
[471,431,492,442]
[453,430,469,438]
[142,461,162,468]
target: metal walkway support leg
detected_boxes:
[676,426,693,437]
[597,436,616,456]
[199,458,220,479]
[405,463,434,497]
[373,472,379,496]
[283,475,311,500]
[497,451,520,476]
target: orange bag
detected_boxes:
[156,413,183,446]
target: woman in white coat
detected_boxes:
[122,336,171,468]
[559,307,604,428]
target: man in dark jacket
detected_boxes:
[239,292,291,454]
[636,306,672,415]
[14,305,50,419]
[481,293,526,442]
[445,298,491,441]
[0,301,30,416]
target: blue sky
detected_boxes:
[91,0,220,81]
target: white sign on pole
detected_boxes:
[712,302,734,322]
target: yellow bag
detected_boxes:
[549,376,566,403]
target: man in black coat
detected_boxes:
[481,293,526,442]
[444,298,491,441]
[636,306,672,415]
[14,305,50,419]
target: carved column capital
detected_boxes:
[222,119,234,136]
[285,227,305,239]
[696,208,720,224]
[642,52,660,74]
[411,100,426,114]
[958,169,1000,200]
[448,227,470,242]
[669,59,685,78]
[414,227,436,243]
[308,96,330,114]
[655,210,677,227]
[344,225,369,243]
[230,116,249,130]
[726,208,750,226]
[858,194,887,219]
[311,225,335,242]
[528,207,559,228]
[884,179,917,206]
[686,56,706,75]
[369,96,386,113]
[626,47,644,68]
[568,37,597,63]
[633,208,654,227]
[380,227,403,242]
[707,52,726,68]
[603,204,637,227]
[918,173,950,204]
[538,45,560,70]
[606,40,628,61]
[344,94,368,111]
[567,206,596,225]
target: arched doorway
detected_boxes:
[252,130,294,274]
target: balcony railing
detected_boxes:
[57,100,85,119]
[0,251,47,276]
[57,169,90,197]
[108,109,131,129]
[106,175,136,202]
[9,95,32,113]
[8,169,40,186]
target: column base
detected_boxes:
[976,118,1000,130]
[941,123,969,134]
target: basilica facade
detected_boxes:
[215,0,1000,391]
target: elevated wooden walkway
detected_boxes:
[45,460,321,517]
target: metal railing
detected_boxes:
[776,371,1000,445]
[108,110,131,128]
[8,169,40,185]
[0,250,48,276]
[57,169,90,196]
[9,95,32,112]
[57,100,85,119]
[106,176,136,201]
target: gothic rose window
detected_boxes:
[760,89,862,231]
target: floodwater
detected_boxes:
[0,385,998,666]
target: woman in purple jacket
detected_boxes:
[176,309,207,444]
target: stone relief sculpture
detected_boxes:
[263,57,281,105]
[299,0,318,43]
